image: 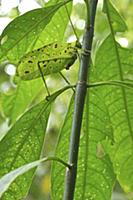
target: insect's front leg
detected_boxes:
[81,48,91,56]
[37,61,50,99]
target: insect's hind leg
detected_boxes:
[37,62,50,98]
[59,72,75,93]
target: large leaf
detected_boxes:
[0,86,72,199]
[0,156,67,198]
[0,0,72,63]
[94,35,133,194]
[0,98,51,200]
[0,157,50,198]
[51,93,116,200]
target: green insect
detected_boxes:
[16,41,81,81]
[16,3,81,96]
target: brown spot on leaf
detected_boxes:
[25,71,30,74]
[28,60,33,63]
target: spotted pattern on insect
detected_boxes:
[16,41,81,80]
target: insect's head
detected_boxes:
[75,40,82,49]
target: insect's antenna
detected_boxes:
[64,0,79,42]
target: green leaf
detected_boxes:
[94,35,133,82]
[1,79,43,124]
[0,0,71,63]
[45,0,64,6]
[52,94,116,199]
[0,157,49,198]
[94,35,133,193]
[0,86,72,199]
[103,0,127,32]
[34,1,72,48]
[0,99,51,200]
[0,156,69,198]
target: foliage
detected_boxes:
[0,0,133,200]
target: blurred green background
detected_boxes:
[0,0,133,199]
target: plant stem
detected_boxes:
[63,0,98,199]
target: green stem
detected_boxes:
[45,156,71,168]
[63,1,98,199]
